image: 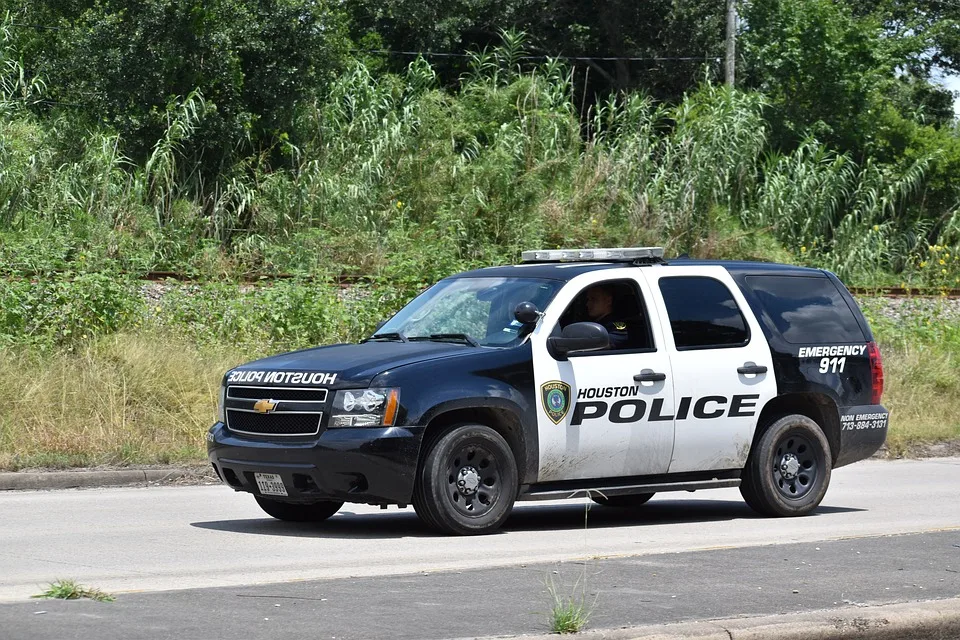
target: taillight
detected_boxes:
[867,341,884,404]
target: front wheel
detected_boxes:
[740,414,832,517]
[413,424,518,535]
[254,496,344,522]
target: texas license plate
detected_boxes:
[254,473,288,496]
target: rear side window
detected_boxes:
[659,277,749,349]
[745,275,865,344]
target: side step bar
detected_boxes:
[517,477,740,502]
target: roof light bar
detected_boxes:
[520,247,665,263]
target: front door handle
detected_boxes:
[634,369,666,382]
[737,363,768,375]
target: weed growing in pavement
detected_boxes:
[32,579,115,602]
[543,491,602,634]
[546,571,594,634]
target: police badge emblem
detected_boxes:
[540,381,571,425]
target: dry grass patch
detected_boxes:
[0,333,246,470]
[881,344,960,456]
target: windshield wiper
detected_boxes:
[364,331,408,343]
[426,333,479,346]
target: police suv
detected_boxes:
[208,247,888,535]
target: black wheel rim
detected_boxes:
[444,441,502,518]
[772,431,820,500]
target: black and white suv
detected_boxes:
[208,247,888,535]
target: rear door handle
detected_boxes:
[634,369,666,382]
[738,363,768,375]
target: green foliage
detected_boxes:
[0,24,957,289]
[546,570,595,634]
[153,280,390,351]
[741,0,895,155]
[10,0,349,167]
[33,579,115,602]
[0,273,143,347]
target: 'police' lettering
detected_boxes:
[729,394,760,417]
[568,394,758,425]
[572,401,607,426]
[648,398,674,422]
[610,400,646,423]
[693,396,727,419]
[228,370,338,386]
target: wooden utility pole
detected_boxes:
[725,0,737,87]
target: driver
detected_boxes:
[584,284,629,350]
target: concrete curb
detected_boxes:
[480,597,960,640]
[0,467,215,491]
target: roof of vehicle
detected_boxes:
[449,258,826,282]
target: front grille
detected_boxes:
[226,410,322,436]
[227,386,328,402]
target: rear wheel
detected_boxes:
[740,414,831,517]
[413,424,518,535]
[591,493,655,508]
[254,497,344,522]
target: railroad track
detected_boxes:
[140,273,960,299]
[12,271,960,298]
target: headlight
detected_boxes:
[330,388,400,427]
[217,383,226,423]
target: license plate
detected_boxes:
[254,473,288,496]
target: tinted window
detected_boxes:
[745,275,864,344]
[659,277,749,349]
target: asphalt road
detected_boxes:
[1,457,959,605]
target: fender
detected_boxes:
[370,343,539,483]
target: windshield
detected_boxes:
[374,277,562,347]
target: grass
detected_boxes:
[0,332,246,470]
[547,580,593,634]
[32,579,115,602]
[0,297,956,471]
[859,296,960,455]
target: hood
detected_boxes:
[226,340,478,388]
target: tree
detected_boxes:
[7,0,350,170]
[345,0,725,101]
[740,0,896,155]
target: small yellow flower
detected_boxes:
[396,200,404,209]
[929,245,935,251]
[942,269,948,275]
[872,224,879,232]
[940,259,946,265]
[920,261,927,268]
[800,246,807,253]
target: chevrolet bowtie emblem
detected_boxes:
[253,399,277,414]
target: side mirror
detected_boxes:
[548,322,609,358]
[514,301,541,324]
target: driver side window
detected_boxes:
[556,279,655,353]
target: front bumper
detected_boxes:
[207,422,426,504]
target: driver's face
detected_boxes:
[585,287,613,320]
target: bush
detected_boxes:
[0,273,143,347]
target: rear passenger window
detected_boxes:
[659,277,749,349]
[745,275,865,344]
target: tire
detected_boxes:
[740,414,832,517]
[254,496,344,522]
[413,424,519,535]
[591,493,655,508]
